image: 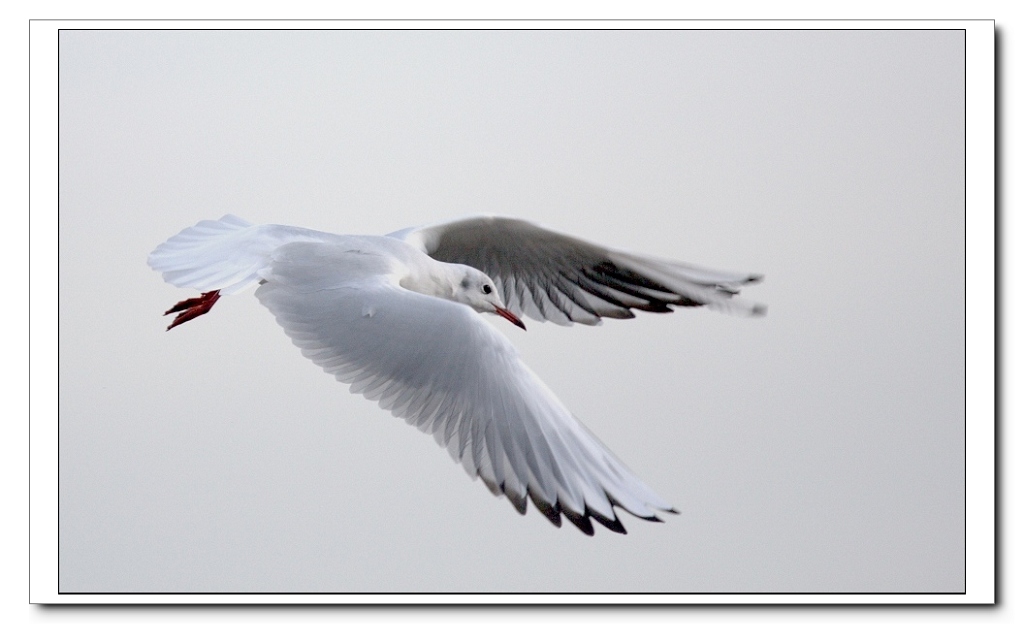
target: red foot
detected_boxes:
[164,290,221,330]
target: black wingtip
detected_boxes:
[518,486,677,535]
[561,505,596,536]
[528,489,563,528]
[624,511,664,523]
[506,489,528,515]
[567,515,596,536]
[591,511,628,535]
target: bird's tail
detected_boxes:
[150,213,345,296]
[148,214,268,294]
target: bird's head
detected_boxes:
[453,267,526,330]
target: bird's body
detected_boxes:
[148,214,763,535]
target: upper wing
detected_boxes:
[255,241,675,535]
[392,216,764,326]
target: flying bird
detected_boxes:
[148,214,764,535]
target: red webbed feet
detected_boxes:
[163,290,221,330]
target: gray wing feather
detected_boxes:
[397,216,764,325]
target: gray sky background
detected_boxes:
[57,29,966,593]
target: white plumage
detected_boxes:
[148,214,763,535]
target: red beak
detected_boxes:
[493,305,527,330]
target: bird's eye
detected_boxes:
[482,284,493,295]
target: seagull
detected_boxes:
[148,214,764,535]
